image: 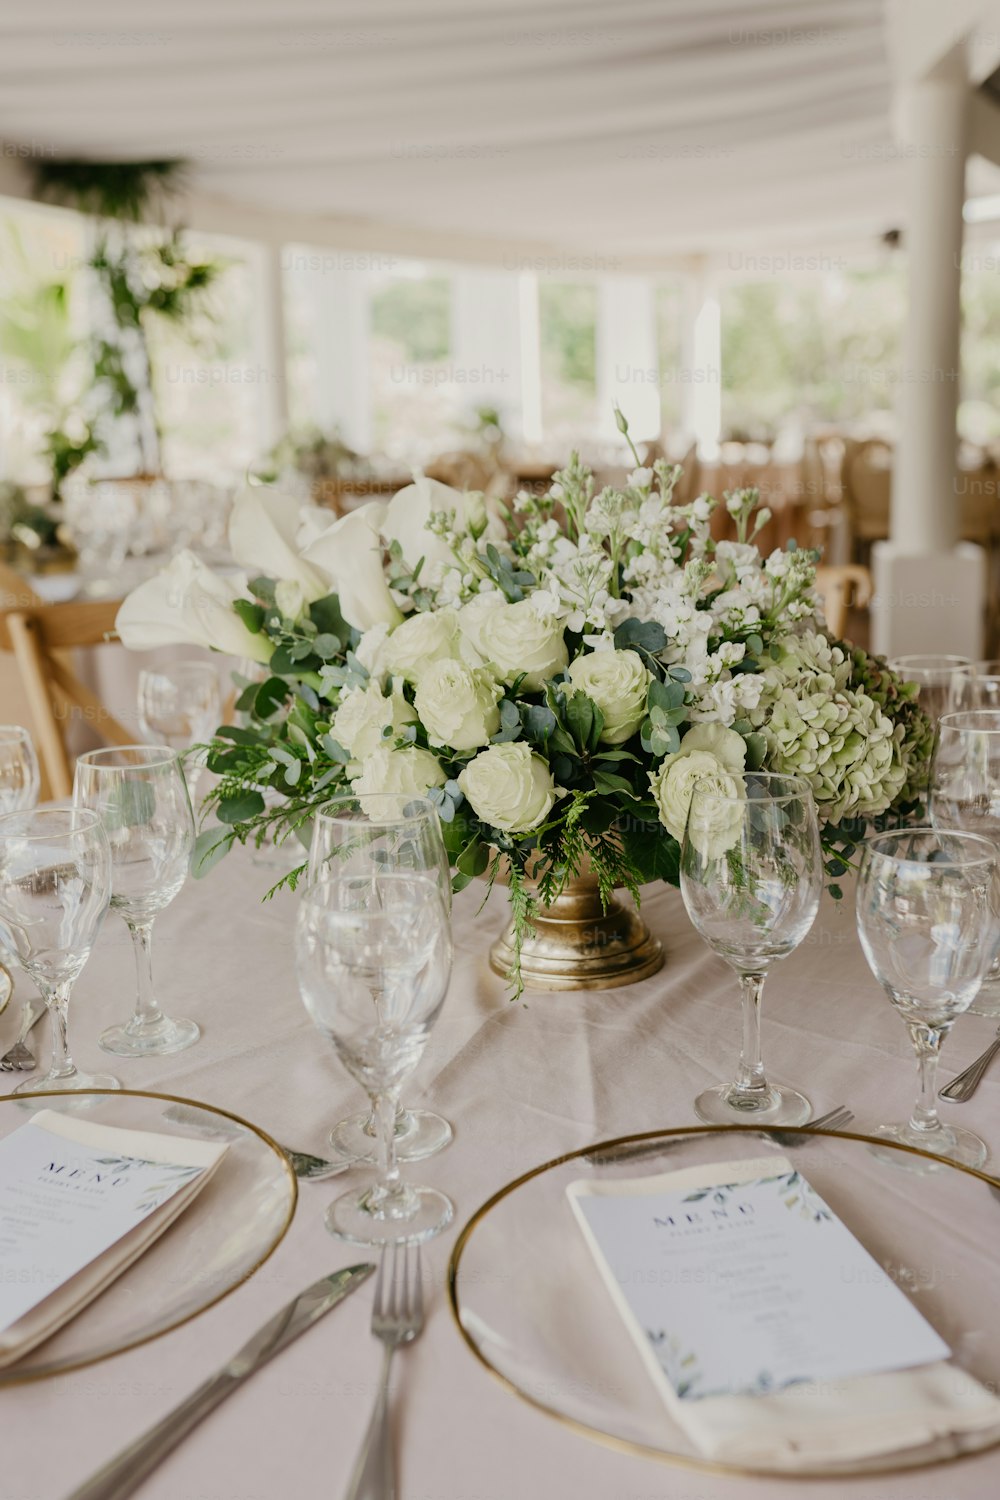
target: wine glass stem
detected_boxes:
[372,1090,402,1200]
[42,980,76,1079]
[127,919,163,1029]
[734,971,770,1101]
[908,1022,945,1136]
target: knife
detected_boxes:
[64,1264,375,1500]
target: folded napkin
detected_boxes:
[568,1156,1000,1469]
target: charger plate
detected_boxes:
[448,1124,1000,1479]
[0,1088,296,1383]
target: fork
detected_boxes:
[584,1105,854,1166]
[0,998,46,1073]
[343,1243,424,1500]
[939,1025,1000,1103]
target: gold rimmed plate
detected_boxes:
[0,1088,297,1384]
[448,1124,1000,1479]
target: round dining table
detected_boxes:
[3,847,999,1500]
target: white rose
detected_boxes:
[350,745,446,819]
[299,501,402,633]
[567,649,650,745]
[383,609,461,683]
[415,661,502,751]
[648,724,748,855]
[228,485,327,599]
[457,591,506,661]
[116,550,271,663]
[384,476,502,573]
[331,682,416,760]
[477,599,569,691]
[458,742,556,834]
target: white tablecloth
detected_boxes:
[2,854,999,1499]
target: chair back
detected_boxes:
[0,562,131,798]
[814,563,873,639]
[842,438,892,545]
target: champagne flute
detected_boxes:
[0,808,118,1093]
[137,662,222,753]
[73,746,199,1057]
[0,726,40,814]
[680,772,823,1125]
[296,872,454,1245]
[309,795,453,1163]
[930,709,1000,1017]
[856,827,997,1171]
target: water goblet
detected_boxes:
[73,746,199,1057]
[889,654,971,725]
[856,827,998,1171]
[0,725,40,814]
[137,662,222,753]
[680,771,823,1125]
[296,871,454,1245]
[0,808,118,1093]
[309,795,453,1163]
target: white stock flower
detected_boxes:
[331,681,416,760]
[350,745,446,818]
[415,660,502,751]
[648,724,748,848]
[300,502,402,633]
[477,599,569,691]
[228,485,327,599]
[116,550,271,663]
[383,608,461,683]
[567,649,650,745]
[458,742,556,833]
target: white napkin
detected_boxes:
[568,1157,1000,1469]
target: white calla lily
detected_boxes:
[115,550,272,663]
[228,485,327,599]
[300,501,402,632]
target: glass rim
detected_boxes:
[315,794,438,826]
[137,662,219,681]
[0,725,32,743]
[861,825,998,869]
[938,710,1000,734]
[0,806,104,842]
[690,770,814,805]
[75,745,180,770]
[299,869,447,904]
[888,654,973,670]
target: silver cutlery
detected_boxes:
[0,997,46,1073]
[940,1026,1000,1103]
[343,1243,424,1500]
[64,1263,375,1500]
[583,1105,855,1167]
[160,1103,354,1181]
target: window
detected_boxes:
[370,264,463,462]
[538,280,597,445]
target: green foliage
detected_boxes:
[538,282,597,390]
[371,276,450,363]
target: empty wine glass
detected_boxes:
[0,808,118,1093]
[957,661,1000,711]
[309,795,453,1164]
[0,726,40,814]
[296,872,454,1245]
[930,710,1000,1018]
[856,827,998,1172]
[681,771,823,1125]
[73,746,199,1057]
[889,655,971,725]
[137,662,222,753]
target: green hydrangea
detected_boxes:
[845,645,934,803]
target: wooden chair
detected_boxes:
[815,564,873,640]
[841,438,892,560]
[0,562,132,798]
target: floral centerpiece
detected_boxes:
[116,413,931,995]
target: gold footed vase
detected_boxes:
[488,872,664,991]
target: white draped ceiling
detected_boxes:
[0,0,997,267]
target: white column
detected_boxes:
[452,270,522,434]
[293,253,373,452]
[518,273,543,445]
[679,261,722,461]
[873,63,985,657]
[595,275,660,443]
[251,242,290,452]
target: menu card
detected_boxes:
[0,1110,227,1366]
[568,1155,949,1403]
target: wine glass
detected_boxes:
[930,710,1000,1018]
[296,871,454,1245]
[73,746,199,1057]
[856,827,998,1171]
[137,662,222,753]
[889,654,971,724]
[680,771,823,1125]
[957,661,1000,710]
[0,808,118,1094]
[309,795,453,1163]
[0,726,40,814]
